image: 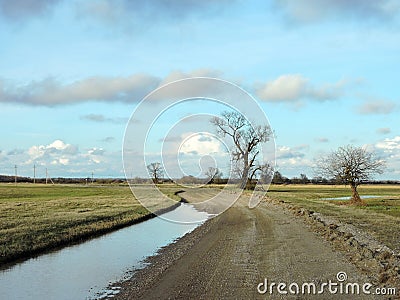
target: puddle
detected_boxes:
[0,203,209,300]
[321,195,383,201]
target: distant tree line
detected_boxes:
[133,171,399,185]
[0,175,126,184]
[270,171,398,185]
[1,173,398,186]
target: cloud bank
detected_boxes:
[0,70,221,106]
[0,139,121,177]
[1,71,365,108]
[0,74,159,106]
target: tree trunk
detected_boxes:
[240,174,248,189]
[350,184,363,205]
[240,155,250,189]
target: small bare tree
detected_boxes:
[259,163,274,184]
[205,167,223,184]
[147,162,163,184]
[316,145,385,205]
[211,111,273,189]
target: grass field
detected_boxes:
[0,183,183,266]
[1,183,399,267]
[266,184,400,253]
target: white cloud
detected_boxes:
[356,99,396,115]
[149,70,227,103]
[51,158,69,166]
[0,74,159,106]
[0,140,122,177]
[88,148,105,156]
[256,74,308,102]
[48,140,69,150]
[0,69,224,106]
[2,71,358,109]
[276,145,306,160]
[275,145,313,177]
[256,74,356,105]
[376,136,400,151]
[152,132,230,178]
[179,133,224,156]
[16,140,105,170]
[27,140,78,165]
[374,136,400,178]
[83,148,106,164]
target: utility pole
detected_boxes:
[33,164,36,184]
[91,171,94,184]
[46,168,48,185]
[14,165,17,186]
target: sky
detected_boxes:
[0,0,399,180]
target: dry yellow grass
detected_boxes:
[0,184,182,265]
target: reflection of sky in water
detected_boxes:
[0,204,210,300]
[161,201,210,223]
[321,195,383,200]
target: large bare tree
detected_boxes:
[316,145,385,205]
[211,111,273,189]
[147,162,163,184]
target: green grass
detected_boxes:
[0,183,182,266]
[266,184,400,252]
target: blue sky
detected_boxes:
[0,0,399,180]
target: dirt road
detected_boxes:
[116,192,382,299]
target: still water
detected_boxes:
[0,203,209,300]
[321,195,382,200]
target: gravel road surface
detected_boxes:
[115,192,383,299]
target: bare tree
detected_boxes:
[259,163,274,184]
[211,111,273,189]
[300,173,309,184]
[205,167,223,184]
[147,162,163,184]
[315,145,385,205]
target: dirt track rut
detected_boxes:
[116,193,382,299]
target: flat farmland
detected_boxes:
[266,184,400,253]
[1,183,399,273]
[0,184,181,265]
